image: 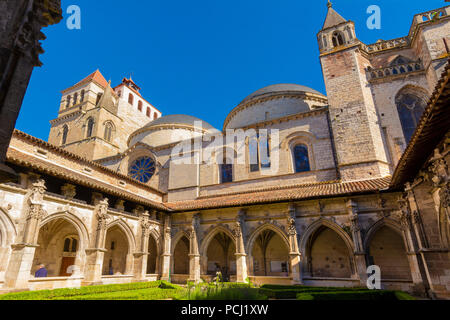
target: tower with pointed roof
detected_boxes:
[317,2,390,181]
[48,70,162,160]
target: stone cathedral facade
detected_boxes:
[0,4,449,299]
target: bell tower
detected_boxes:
[318,2,390,181]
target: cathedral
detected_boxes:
[0,4,449,299]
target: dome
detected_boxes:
[128,114,218,148]
[241,84,325,104]
[224,84,328,130]
[143,114,216,131]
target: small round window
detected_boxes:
[129,157,156,183]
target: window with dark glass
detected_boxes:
[80,90,85,102]
[332,31,345,47]
[220,156,233,183]
[73,92,78,106]
[293,144,311,173]
[66,95,71,108]
[396,92,427,143]
[62,125,69,145]
[128,93,134,105]
[86,118,94,138]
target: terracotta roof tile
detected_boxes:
[6,147,168,211]
[166,177,391,211]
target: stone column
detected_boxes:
[188,213,201,283]
[346,199,367,285]
[133,211,151,281]
[287,204,302,284]
[160,214,172,281]
[397,195,425,291]
[4,179,47,289]
[84,198,110,285]
[234,210,248,283]
[0,0,62,181]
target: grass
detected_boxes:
[0,281,415,301]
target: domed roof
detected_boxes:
[241,84,325,103]
[143,114,216,131]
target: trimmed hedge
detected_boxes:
[296,290,416,301]
[0,281,180,300]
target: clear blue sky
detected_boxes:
[16,0,446,140]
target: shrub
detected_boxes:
[296,290,416,301]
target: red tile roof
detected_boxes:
[61,70,108,93]
[165,177,392,211]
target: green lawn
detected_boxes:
[0,281,415,300]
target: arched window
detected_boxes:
[62,125,69,145]
[128,93,134,105]
[396,90,427,143]
[66,95,71,108]
[153,113,158,120]
[80,90,85,102]
[220,156,233,183]
[96,93,103,105]
[129,157,156,183]
[73,92,78,106]
[104,122,113,142]
[293,144,311,173]
[63,237,78,253]
[249,132,271,172]
[138,101,143,111]
[332,31,345,47]
[146,107,151,117]
[86,118,95,138]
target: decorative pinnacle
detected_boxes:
[327,0,332,8]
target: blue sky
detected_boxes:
[16,0,446,140]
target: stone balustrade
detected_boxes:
[367,61,424,81]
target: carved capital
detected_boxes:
[29,178,46,204]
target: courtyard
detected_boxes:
[0,281,415,301]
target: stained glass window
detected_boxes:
[129,157,156,183]
[293,144,311,173]
[396,93,426,143]
[220,157,233,184]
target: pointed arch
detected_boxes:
[199,225,236,257]
[105,219,136,253]
[364,218,412,281]
[363,218,406,252]
[40,211,90,251]
[246,223,290,255]
[300,218,354,254]
[0,207,17,247]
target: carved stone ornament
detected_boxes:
[29,179,46,204]
[287,217,297,236]
[28,203,47,220]
[96,198,111,230]
[440,183,450,209]
[233,221,242,238]
[15,0,63,67]
[349,215,360,233]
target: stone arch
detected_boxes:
[364,219,412,281]
[246,223,290,255]
[300,219,356,278]
[147,230,161,274]
[171,230,190,275]
[40,211,90,250]
[34,211,90,277]
[0,208,17,273]
[103,219,136,275]
[0,207,17,248]
[246,223,291,277]
[200,225,236,257]
[105,219,136,253]
[200,225,237,279]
